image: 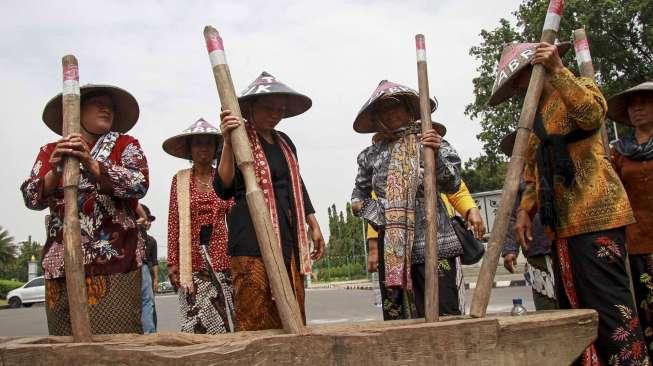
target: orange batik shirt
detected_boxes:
[519,68,635,239]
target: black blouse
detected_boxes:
[213,131,315,263]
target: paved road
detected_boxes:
[0,286,532,336]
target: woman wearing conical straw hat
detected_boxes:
[164,118,236,334]
[21,84,148,335]
[350,80,464,319]
[492,40,646,364]
[216,72,325,331]
[608,81,653,358]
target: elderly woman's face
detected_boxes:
[375,98,411,131]
[251,95,286,132]
[81,95,114,134]
[190,135,217,165]
[627,92,653,128]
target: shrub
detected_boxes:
[315,262,366,282]
[0,279,24,299]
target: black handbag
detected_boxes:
[450,215,485,265]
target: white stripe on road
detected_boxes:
[309,317,377,325]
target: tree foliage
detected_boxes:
[461,156,508,193]
[325,203,366,259]
[314,203,368,281]
[0,227,16,279]
[12,240,43,282]
[466,0,653,159]
[157,259,168,284]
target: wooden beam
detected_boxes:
[0,310,598,365]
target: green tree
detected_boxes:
[12,241,43,282]
[317,203,367,281]
[461,156,508,192]
[466,0,653,160]
[157,259,168,285]
[11,239,43,282]
[325,203,365,259]
[0,227,16,279]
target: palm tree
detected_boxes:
[0,226,16,278]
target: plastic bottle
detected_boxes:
[510,298,527,316]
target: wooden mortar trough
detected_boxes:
[0,309,597,365]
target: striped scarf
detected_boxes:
[245,124,312,275]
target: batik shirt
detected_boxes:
[519,68,635,238]
[351,129,462,262]
[21,132,149,279]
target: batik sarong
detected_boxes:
[630,253,653,360]
[231,254,305,331]
[554,228,648,365]
[45,269,142,335]
[524,254,558,311]
[178,271,234,334]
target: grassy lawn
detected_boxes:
[0,299,6,306]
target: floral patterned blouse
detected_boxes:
[167,168,234,273]
[21,132,149,279]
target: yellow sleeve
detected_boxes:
[367,191,379,239]
[440,193,455,217]
[367,222,379,239]
[445,181,477,218]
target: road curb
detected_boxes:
[339,279,527,291]
[465,279,526,290]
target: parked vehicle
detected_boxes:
[6,276,45,308]
[158,281,175,294]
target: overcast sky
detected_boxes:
[0,0,521,257]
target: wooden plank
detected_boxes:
[0,310,597,365]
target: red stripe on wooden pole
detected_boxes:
[572,29,610,156]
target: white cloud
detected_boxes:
[0,0,520,256]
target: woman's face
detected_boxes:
[190,135,217,165]
[375,97,412,131]
[250,95,286,132]
[627,92,653,129]
[81,95,114,135]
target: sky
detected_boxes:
[0,0,521,258]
